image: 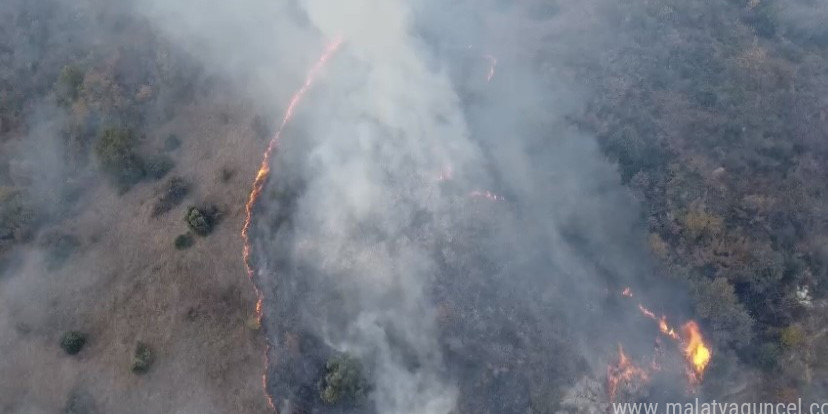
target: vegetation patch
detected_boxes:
[185,206,219,236]
[60,331,87,355]
[163,134,181,151]
[0,186,34,254]
[152,177,189,217]
[144,155,175,181]
[131,342,154,374]
[56,64,85,107]
[94,127,146,192]
[42,232,81,270]
[174,233,194,250]
[63,390,98,414]
[318,354,367,405]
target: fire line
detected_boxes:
[241,36,344,412]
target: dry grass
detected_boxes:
[0,96,273,413]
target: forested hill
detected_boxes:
[573,0,828,398]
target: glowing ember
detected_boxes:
[607,344,650,402]
[241,37,344,412]
[650,338,665,371]
[638,304,657,320]
[437,164,454,182]
[483,54,497,82]
[469,190,505,201]
[682,321,711,383]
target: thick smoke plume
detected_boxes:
[133,0,701,412]
[6,0,785,411]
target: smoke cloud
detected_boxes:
[134,0,692,412]
[2,0,764,411]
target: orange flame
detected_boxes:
[682,321,711,384]
[659,316,680,341]
[607,345,650,402]
[618,288,713,392]
[241,37,344,413]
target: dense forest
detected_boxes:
[1,0,828,412]
[574,0,828,399]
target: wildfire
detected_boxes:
[638,303,681,341]
[607,345,650,402]
[682,321,711,383]
[659,316,680,341]
[242,35,344,307]
[241,37,344,412]
[616,288,712,394]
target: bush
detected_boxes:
[152,177,189,217]
[174,234,193,250]
[219,167,234,183]
[318,354,367,405]
[692,277,754,348]
[63,390,97,414]
[780,325,804,349]
[756,342,780,371]
[42,232,81,270]
[94,127,145,191]
[0,187,34,252]
[60,331,87,355]
[163,134,181,151]
[185,206,218,236]
[56,65,85,106]
[144,155,174,181]
[131,342,154,374]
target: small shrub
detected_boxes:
[219,167,234,183]
[780,325,805,349]
[131,342,154,374]
[757,342,780,371]
[174,234,193,250]
[682,209,723,239]
[94,127,145,191]
[0,187,35,252]
[163,134,181,151]
[318,354,367,405]
[56,64,85,106]
[185,206,218,236]
[152,177,189,217]
[60,331,87,355]
[63,390,97,414]
[42,232,81,270]
[144,155,174,181]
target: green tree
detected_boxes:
[94,127,145,191]
[131,342,154,374]
[693,277,754,348]
[319,354,367,405]
[56,64,85,106]
[185,207,214,236]
[60,331,87,355]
